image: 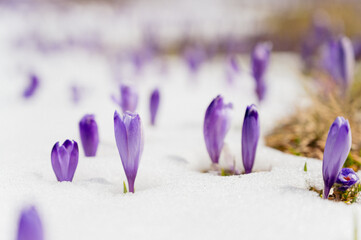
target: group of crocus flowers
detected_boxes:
[203,95,260,174]
[51,85,160,193]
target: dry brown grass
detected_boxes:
[265,66,361,170]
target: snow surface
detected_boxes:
[0,3,358,240]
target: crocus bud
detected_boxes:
[322,117,351,199]
[184,46,206,74]
[242,104,260,174]
[79,114,99,157]
[23,74,39,99]
[225,56,240,84]
[251,42,272,101]
[114,111,143,193]
[120,85,138,113]
[17,206,43,240]
[335,168,359,191]
[149,89,160,125]
[323,36,355,91]
[51,140,79,182]
[203,95,232,164]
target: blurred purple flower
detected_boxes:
[184,45,206,73]
[242,104,260,174]
[322,117,351,199]
[71,85,81,104]
[79,114,99,157]
[203,95,233,164]
[112,85,139,113]
[251,42,272,101]
[225,55,240,84]
[17,206,43,240]
[322,36,355,91]
[336,168,359,191]
[51,140,79,182]
[114,111,143,193]
[149,89,160,126]
[301,12,333,69]
[23,74,39,99]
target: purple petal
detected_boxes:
[67,141,79,181]
[242,104,260,173]
[51,142,64,182]
[22,74,39,99]
[79,114,99,157]
[149,89,160,125]
[120,85,138,113]
[322,117,351,198]
[203,96,233,164]
[17,206,43,240]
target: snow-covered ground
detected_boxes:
[0,3,358,240]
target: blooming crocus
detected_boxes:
[120,85,138,113]
[149,89,160,125]
[322,36,355,91]
[322,117,351,199]
[51,140,79,182]
[16,206,43,240]
[79,114,99,157]
[23,74,39,98]
[114,111,143,193]
[242,104,260,174]
[335,168,359,191]
[203,95,232,164]
[251,42,272,101]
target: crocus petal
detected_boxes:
[203,96,233,164]
[79,114,99,157]
[242,104,260,174]
[150,89,160,125]
[67,141,79,181]
[23,74,39,99]
[322,117,351,199]
[17,206,43,240]
[51,142,63,182]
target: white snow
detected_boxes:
[0,3,358,240]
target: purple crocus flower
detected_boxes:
[51,140,79,182]
[120,85,138,113]
[114,111,143,193]
[203,95,233,164]
[251,42,272,102]
[17,206,43,240]
[336,168,359,191]
[149,89,160,126]
[23,74,39,98]
[79,114,99,157]
[322,117,351,199]
[242,104,260,174]
[323,36,355,91]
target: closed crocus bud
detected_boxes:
[17,206,43,240]
[120,85,138,113]
[251,42,272,101]
[336,168,359,191]
[114,111,144,193]
[323,36,355,91]
[23,74,39,99]
[149,89,160,125]
[203,95,233,164]
[242,104,260,174]
[322,117,351,199]
[79,114,99,157]
[51,140,79,182]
